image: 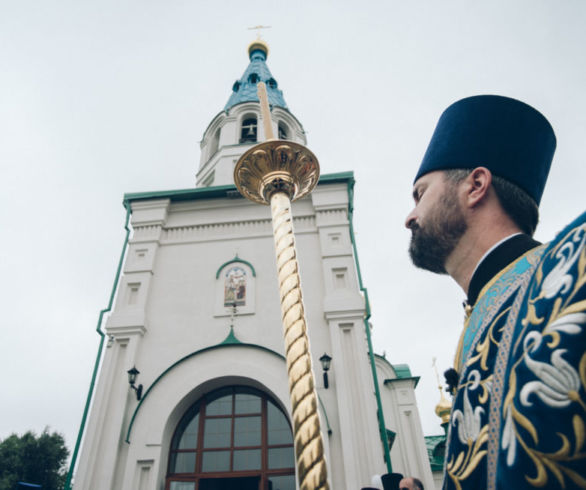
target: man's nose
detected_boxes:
[405,209,417,229]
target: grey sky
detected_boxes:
[1,0,585,454]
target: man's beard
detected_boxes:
[408,190,467,274]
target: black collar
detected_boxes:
[466,234,541,306]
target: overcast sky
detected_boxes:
[1,0,585,456]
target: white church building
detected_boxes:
[68,39,438,490]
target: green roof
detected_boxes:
[425,434,446,471]
[123,171,354,205]
[224,46,287,111]
[393,363,412,379]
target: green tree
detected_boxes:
[0,429,69,490]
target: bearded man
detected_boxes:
[405,95,586,489]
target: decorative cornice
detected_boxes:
[131,225,163,243]
[315,208,348,227]
[123,171,354,206]
[105,324,147,338]
[159,215,316,243]
[383,376,421,388]
[323,309,365,321]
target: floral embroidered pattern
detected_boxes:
[444,216,586,490]
[540,225,585,299]
[497,221,586,488]
[446,250,542,489]
[452,371,486,444]
[520,349,583,410]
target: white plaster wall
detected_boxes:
[375,356,435,490]
[432,469,444,490]
[74,181,429,489]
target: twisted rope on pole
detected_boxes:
[234,80,328,489]
[270,191,329,490]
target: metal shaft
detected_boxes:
[270,191,329,490]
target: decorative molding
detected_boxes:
[220,326,242,345]
[160,215,316,243]
[315,208,348,227]
[215,256,256,278]
[131,225,163,243]
[323,309,365,321]
[383,377,421,388]
[105,324,147,338]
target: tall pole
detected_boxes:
[234,82,328,490]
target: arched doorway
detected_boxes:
[166,386,295,490]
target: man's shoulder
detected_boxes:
[544,210,586,250]
[495,212,586,489]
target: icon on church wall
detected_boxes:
[224,266,246,306]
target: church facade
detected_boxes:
[69,40,435,490]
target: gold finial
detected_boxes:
[432,357,452,426]
[248,25,272,39]
[247,25,271,59]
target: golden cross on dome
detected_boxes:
[247,25,272,39]
[432,357,444,387]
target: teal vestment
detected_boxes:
[444,212,586,489]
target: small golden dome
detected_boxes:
[248,39,269,59]
[435,388,452,425]
[432,357,452,426]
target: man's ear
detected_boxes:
[465,167,492,208]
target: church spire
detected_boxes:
[196,40,305,188]
[224,39,287,111]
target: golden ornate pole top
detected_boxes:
[233,77,329,489]
[233,82,320,205]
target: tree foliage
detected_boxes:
[0,429,69,490]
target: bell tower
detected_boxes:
[196,39,307,187]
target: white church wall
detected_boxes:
[76,179,389,489]
[70,37,440,489]
[375,356,435,489]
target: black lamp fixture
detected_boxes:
[127,366,143,401]
[319,353,332,389]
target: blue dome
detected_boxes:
[224,44,288,111]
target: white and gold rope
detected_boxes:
[270,191,328,490]
[234,81,329,489]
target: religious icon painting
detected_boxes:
[214,257,256,317]
[224,266,247,307]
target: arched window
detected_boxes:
[240,117,257,143]
[209,128,220,158]
[167,387,295,490]
[277,122,289,141]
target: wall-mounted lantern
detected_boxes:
[319,353,332,389]
[127,366,143,401]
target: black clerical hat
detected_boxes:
[414,95,556,205]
